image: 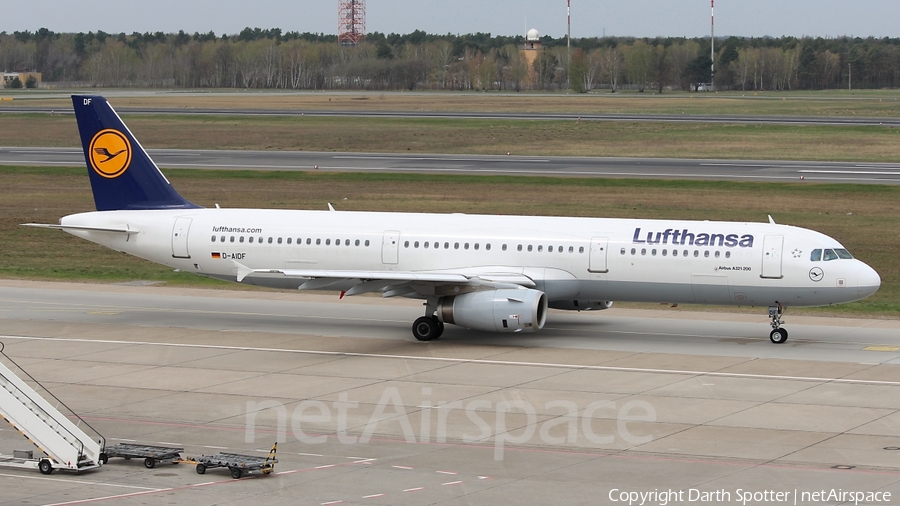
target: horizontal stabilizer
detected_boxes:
[22,223,140,235]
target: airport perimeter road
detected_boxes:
[3,105,900,127]
[3,147,900,184]
[0,280,898,505]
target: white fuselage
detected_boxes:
[59,208,881,308]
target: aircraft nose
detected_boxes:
[856,261,881,299]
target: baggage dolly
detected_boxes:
[188,443,277,479]
[101,443,184,469]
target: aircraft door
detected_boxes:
[382,230,400,264]
[760,235,784,279]
[588,237,609,273]
[172,217,192,259]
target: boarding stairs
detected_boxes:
[0,342,105,474]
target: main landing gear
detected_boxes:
[412,298,444,341]
[768,303,788,344]
[412,316,444,341]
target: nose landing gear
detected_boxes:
[768,303,788,344]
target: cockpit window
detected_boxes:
[810,249,822,262]
[835,248,853,259]
[823,249,839,261]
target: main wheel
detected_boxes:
[412,316,438,341]
[230,467,242,479]
[770,328,788,344]
[144,458,156,469]
[196,463,206,474]
[38,459,53,475]
[434,318,445,339]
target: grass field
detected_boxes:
[1,113,899,162]
[3,88,900,117]
[2,166,897,318]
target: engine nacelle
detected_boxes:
[438,289,548,332]
[548,300,614,311]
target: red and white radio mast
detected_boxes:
[338,0,366,45]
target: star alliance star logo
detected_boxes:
[792,248,802,258]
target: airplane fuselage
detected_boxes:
[59,208,880,308]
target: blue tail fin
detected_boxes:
[72,95,200,211]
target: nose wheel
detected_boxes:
[768,303,788,344]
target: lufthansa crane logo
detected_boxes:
[88,129,132,178]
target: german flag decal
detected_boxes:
[211,252,221,259]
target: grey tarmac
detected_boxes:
[0,280,898,506]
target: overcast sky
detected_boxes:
[3,1,898,39]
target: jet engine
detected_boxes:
[438,289,547,332]
[548,300,614,311]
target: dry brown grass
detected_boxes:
[4,90,900,117]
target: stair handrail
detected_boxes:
[0,342,105,458]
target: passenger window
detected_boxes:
[651,249,657,256]
[258,237,262,243]
[538,245,543,252]
[278,237,283,244]
[444,242,449,249]
[715,251,721,258]
[502,244,507,251]
[230,236,235,243]
[287,238,292,245]
[464,243,470,250]
[239,236,245,243]
[558,246,563,253]
[725,251,731,258]
[404,241,409,248]
[662,249,667,256]
[486,244,491,251]
[579,247,584,253]
[693,250,699,257]
[220,236,225,242]
[365,240,370,246]
[835,248,853,259]
[527,245,533,252]
[569,246,574,253]
[823,249,838,261]
[414,241,419,248]
[517,244,523,251]
[683,250,688,257]
[267,237,273,244]
[424,242,429,249]
[630,248,636,255]
[211,235,216,242]
[355,239,360,246]
[621,248,626,255]
[641,248,646,255]
[296,238,301,244]
[249,237,254,243]
[307,238,312,245]
[316,239,321,245]
[474,243,479,250]
[454,242,460,249]
[704,250,709,257]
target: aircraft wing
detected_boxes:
[232,261,536,297]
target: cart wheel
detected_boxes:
[100,453,109,465]
[123,456,131,460]
[196,463,206,475]
[144,458,156,469]
[230,467,242,479]
[38,459,53,475]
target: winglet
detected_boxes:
[327,203,336,212]
[232,260,255,283]
[768,215,776,224]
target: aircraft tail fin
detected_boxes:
[71,95,200,211]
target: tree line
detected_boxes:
[2,28,898,91]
